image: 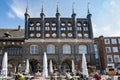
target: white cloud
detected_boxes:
[7,0,120,37]
[93,0,120,37]
[9,0,26,20]
[7,12,15,19]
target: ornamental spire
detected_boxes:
[56,2,59,13]
[87,2,90,14]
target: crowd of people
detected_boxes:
[14,70,102,80]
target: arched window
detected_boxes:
[30,45,38,54]
[78,45,87,54]
[63,45,71,54]
[47,45,55,54]
[4,46,22,56]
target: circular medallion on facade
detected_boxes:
[36,23,40,26]
[77,23,81,26]
[36,33,41,37]
[61,23,65,26]
[68,23,72,26]
[84,33,88,37]
[61,33,66,37]
[52,33,57,37]
[30,23,34,26]
[77,33,82,37]
[45,23,49,26]
[30,33,34,37]
[68,33,73,37]
[45,33,50,37]
[52,23,56,26]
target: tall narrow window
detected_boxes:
[4,46,22,56]
[107,55,113,62]
[30,45,38,54]
[111,39,117,44]
[112,47,118,53]
[105,47,111,53]
[63,45,71,54]
[104,39,110,44]
[78,45,87,54]
[114,55,120,63]
[47,45,55,54]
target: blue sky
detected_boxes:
[0,0,120,37]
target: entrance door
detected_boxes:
[29,59,39,73]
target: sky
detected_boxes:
[0,0,120,37]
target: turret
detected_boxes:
[24,7,30,39]
[71,6,77,38]
[56,4,61,38]
[87,5,93,39]
[40,5,45,38]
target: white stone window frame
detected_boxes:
[112,47,118,53]
[104,39,110,44]
[107,55,113,63]
[105,47,111,53]
[114,55,120,63]
[111,39,117,44]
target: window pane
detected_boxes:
[111,39,117,44]
[78,45,87,54]
[47,45,55,54]
[5,47,22,56]
[30,45,38,54]
[105,47,111,53]
[114,55,120,63]
[112,47,118,53]
[107,55,113,62]
[118,39,120,44]
[63,45,71,54]
[104,39,110,44]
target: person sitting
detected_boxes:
[66,71,73,80]
[16,73,25,80]
[94,72,101,80]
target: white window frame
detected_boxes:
[107,55,113,63]
[111,39,117,44]
[104,39,110,44]
[112,47,118,53]
[105,47,111,53]
[114,55,120,63]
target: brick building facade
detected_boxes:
[0,6,96,73]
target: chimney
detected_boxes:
[18,25,21,31]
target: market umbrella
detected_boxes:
[42,52,48,78]
[49,60,53,74]
[25,59,29,74]
[72,59,75,73]
[1,52,8,77]
[82,53,89,77]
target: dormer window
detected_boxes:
[4,32,11,37]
